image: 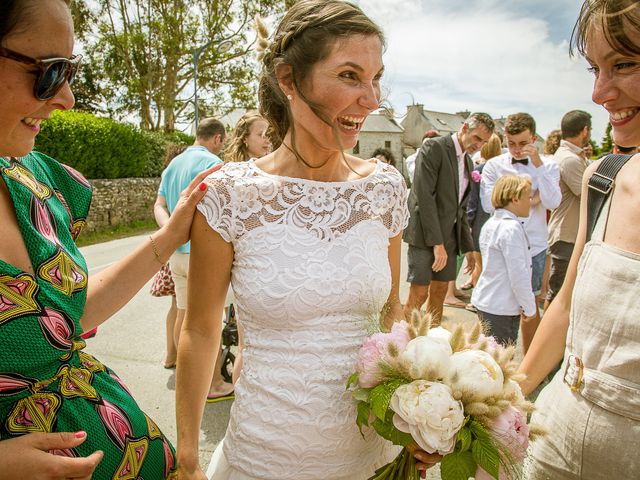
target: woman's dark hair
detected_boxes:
[571,0,640,57]
[256,0,384,166]
[372,147,395,167]
[0,0,70,46]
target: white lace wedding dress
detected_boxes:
[197,159,408,480]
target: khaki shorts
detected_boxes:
[169,252,189,309]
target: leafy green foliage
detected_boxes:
[83,0,287,131]
[352,388,371,402]
[601,123,613,154]
[346,372,359,390]
[457,425,473,452]
[472,438,500,479]
[356,401,371,435]
[369,379,408,421]
[440,451,476,480]
[34,111,193,179]
[371,419,413,447]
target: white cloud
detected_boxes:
[357,0,609,143]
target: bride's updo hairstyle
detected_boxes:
[572,0,640,57]
[256,0,384,152]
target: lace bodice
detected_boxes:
[197,160,408,479]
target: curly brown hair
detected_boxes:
[543,129,563,156]
[504,112,536,136]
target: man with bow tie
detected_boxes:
[480,112,561,353]
[404,113,494,325]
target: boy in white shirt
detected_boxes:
[471,175,537,345]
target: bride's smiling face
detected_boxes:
[287,34,384,153]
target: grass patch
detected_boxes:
[77,219,158,247]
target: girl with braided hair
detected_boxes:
[175,1,439,479]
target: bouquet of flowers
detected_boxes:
[347,312,542,480]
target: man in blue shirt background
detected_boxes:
[154,118,233,400]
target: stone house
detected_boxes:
[401,104,473,155]
[348,112,404,164]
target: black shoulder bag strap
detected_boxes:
[586,153,632,242]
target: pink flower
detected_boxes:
[475,407,530,479]
[468,333,505,357]
[356,321,411,388]
[471,170,482,183]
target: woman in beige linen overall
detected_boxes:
[518,1,640,478]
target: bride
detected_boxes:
[175,1,439,478]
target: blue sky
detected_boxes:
[356,0,609,143]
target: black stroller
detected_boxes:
[220,303,238,382]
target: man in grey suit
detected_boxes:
[403,113,495,325]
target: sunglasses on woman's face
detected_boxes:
[0,47,82,101]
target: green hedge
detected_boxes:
[34,111,193,179]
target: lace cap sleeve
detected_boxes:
[196,164,243,243]
[380,164,409,238]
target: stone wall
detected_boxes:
[86,177,160,233]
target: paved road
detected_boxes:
[81,234,477,475]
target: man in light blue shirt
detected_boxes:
[153,118,226,387]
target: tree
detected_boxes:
[69,1,105,114]
[84,0,285,131]
[601,122,613,154]
[588,138,600,159]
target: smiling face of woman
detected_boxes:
[286,33,383,154]
[0,0,75,157]
[585,10,640,147]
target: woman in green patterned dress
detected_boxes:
[0,1,214,478]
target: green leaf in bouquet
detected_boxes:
[346,371,359,390]
[440,450,476,480]
[370,379,408,421]
[371,418,414,446]
[356,401,371,435]
[456,425,472,452]
[353,387,371,402]
[471,438,500,479]
[469,420,491,441]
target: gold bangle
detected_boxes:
[149,235,163,265]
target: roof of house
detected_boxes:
[360,113,404,133]
[419,110,466,133]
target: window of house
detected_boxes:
[385,141,391,148]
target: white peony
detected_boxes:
[400,336,452,380]
[390,380,465,455]
[427,326,452,345]
[502,379,525,405]
[447,350,504,398]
